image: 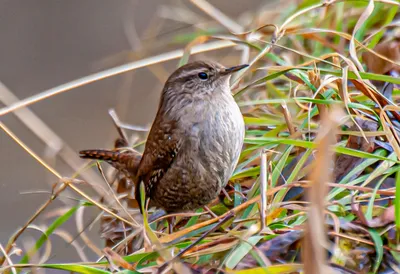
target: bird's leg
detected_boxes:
[218,185,234,208]
[221,188,233,202]
[148,210,175,234]
[148,211,175,234]
[203,205,218,218]
[157,211,235,273]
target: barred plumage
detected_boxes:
[79,61,247,214]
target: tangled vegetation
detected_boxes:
[1,0,400,273]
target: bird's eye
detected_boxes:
[198,72,208,80]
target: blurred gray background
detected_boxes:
[0,0,270,265]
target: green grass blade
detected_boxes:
[225,236,264,269]
[396,170,400,233]
[40,264,111,274]
[368,229,383,273]
[19,204,81,264]
[271,146,293,187]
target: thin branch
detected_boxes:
[0,40,236,117]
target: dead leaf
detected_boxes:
[103,247,135,271]
[335,117,378,182]
[362,39,400,75]
[352,199,395,228]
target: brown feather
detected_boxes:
[79,149,142,177]
[135,115,182,211]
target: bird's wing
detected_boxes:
[135,117,182,209]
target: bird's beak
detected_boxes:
[221,64,249,75]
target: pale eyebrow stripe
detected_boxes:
[177,68,209,80]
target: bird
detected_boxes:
[79,60,247,214]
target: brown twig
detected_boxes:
[0,181,69,265]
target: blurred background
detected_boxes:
[0,0,278,263]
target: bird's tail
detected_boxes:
[79,149,122,161]
[79,148,142,176]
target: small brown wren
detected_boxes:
[79,61,247,213]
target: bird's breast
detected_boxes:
[180,95,244,182]
[152,93,244,212]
